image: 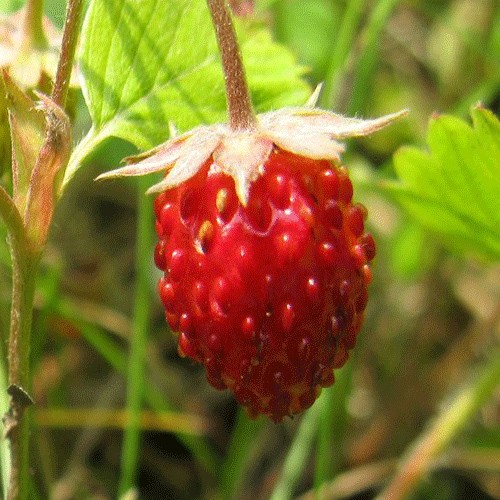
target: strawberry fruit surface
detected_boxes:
[153,148,375,421]
[96,0,405,424]
[99,106,405,421]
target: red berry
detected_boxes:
[98,105,406,421]
[154,149,375,421]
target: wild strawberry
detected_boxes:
[99,107,406,421]
[153,149,373,421]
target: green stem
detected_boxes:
[1,0,85,495]
[0,347,10,498]
[206,0,256,131]
[376,349,500,500]
[5,237,40,500]
[118,176,152,496]
[0,185,38,500]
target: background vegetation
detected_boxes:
[0,0,498,498]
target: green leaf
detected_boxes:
[0,0,22,12]
[390,220,433,280]
[64,0,310,186]
[385,107,500,261]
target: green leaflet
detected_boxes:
[385,107,500,261]
[64,0,310,187]
[0,0,22,12]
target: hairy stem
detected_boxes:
[5,235,39,500]
[51,0,85,108]
[0,186,36,500]
[206,0,256,131]
[3,0,84,497]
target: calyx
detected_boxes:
[97,106,408,205]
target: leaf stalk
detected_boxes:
[51,0,85,108]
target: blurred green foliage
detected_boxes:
[387,107,500,261]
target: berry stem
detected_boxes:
[206,0,256,131]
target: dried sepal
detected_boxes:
[258,108,408,164]
[147,126,225,195]
[96,125,221,182]
[259,108,409,140]
[212,132,273,204]
[97,106,408,204]
[24,93,71,248]
[304,83,323,108]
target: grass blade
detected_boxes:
[51,298,221,474]
[321,0,366,110]
[348,0,404,114]
[314,362,353,493]
[270,399,323,500]
[219,408,264,499]
[118,176,153,496]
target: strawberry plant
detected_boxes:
[0,0,498,498]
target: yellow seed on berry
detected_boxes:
[196,220,214,253]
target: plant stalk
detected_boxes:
[51,0,85,109]
[5,235,39,500]
[3,0,85,497]
[206,0,256,131]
